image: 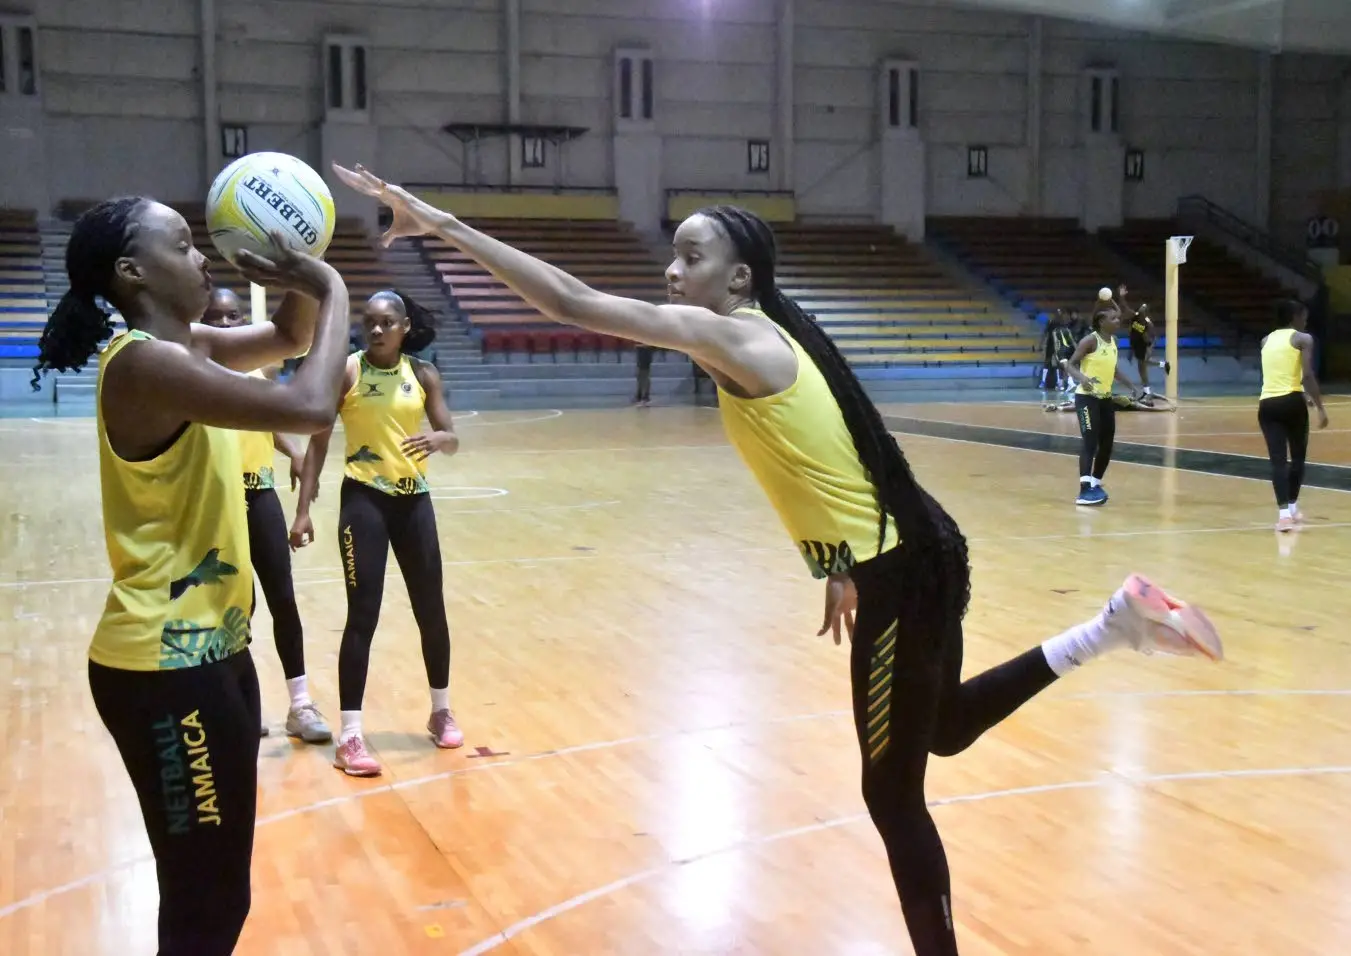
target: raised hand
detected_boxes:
[331,163,450,248]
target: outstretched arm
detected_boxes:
[330,163,770,389]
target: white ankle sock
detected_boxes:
[287,675,311,710]
[1041,609,1131,677]
[430,687,450,713]
[339,711,362,744]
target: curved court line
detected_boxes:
[451,410,480,420]
[437,500,621,515]
[428,487,510,500]
[455,763,1351,956]
[4,694,1350,928]
[456,410,564,427]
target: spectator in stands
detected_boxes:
[634,343,655,406]
[30,199,350,955]
[289,289,464,777]
[199,287,332,745]
[333,161,1225,956]
[1038,309,1075,402]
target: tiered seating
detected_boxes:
[174,204,393,313]
[1102,219,1292,341]
[420,219,665,361]
[0,209,46,359]
[775,223,1038,367]
[929,216,1225,353]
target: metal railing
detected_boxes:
[1177,195,1323,283]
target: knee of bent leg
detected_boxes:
[860,758,926,821]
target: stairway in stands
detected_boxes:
[377,242,499,406]
[774,223,1039,377]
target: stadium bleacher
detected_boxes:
[0,210,46,360]
[928,215,1228,355]
[774,222,1039,368]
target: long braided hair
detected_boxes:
[31,197,150,391]
[696,205,971,619]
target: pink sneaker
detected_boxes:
[333,735,381,777]
[1276,514,1295,533]
[428,709,464,749]
[1113,573,1224,662]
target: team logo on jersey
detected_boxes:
[362,382,383,397]
[346,445,383,465]
[169,548,239,601]
[401,381,413,394]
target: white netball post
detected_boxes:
[1164,235,1193,402]
[250,281,266,325]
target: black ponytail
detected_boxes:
[31,197,149,391]
[696,205,970,618]
[372,289,439,354]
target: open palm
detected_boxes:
[331,162,448,248]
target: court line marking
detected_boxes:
[896,428,1351,490]
[892,414,1351,471]
[454,762,1351,955]
[4,693,1349,927]
[6,520,1348,591]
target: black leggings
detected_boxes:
[849,539,1059,955]
[337,478,451,711]
[245,488,305,680]
[89,651,261,955]
[1075,393,1117,480]
[1257,392,1310,507]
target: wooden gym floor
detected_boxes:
[2,395,1350,955]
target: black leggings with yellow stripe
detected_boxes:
[849,540,1058,955]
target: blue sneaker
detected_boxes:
[1076,485,1107,506]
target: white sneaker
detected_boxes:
[1105,573,1224,661]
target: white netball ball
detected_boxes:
[206,152,335,264]
[1098,287,1113,301]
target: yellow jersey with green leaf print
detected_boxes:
[716,308,900,579]
[1076,332,1118,398]
[341,352,430,496]
[92,330,253,671]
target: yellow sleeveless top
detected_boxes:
[1261,328,1304,400]
[92,331,253,672]
[340,352,430,496]
[717,310,900,578]
[239,370,276,490]
[1077,333,1118,398]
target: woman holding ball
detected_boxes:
[290,289,463,777]
[30,198,349,954]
